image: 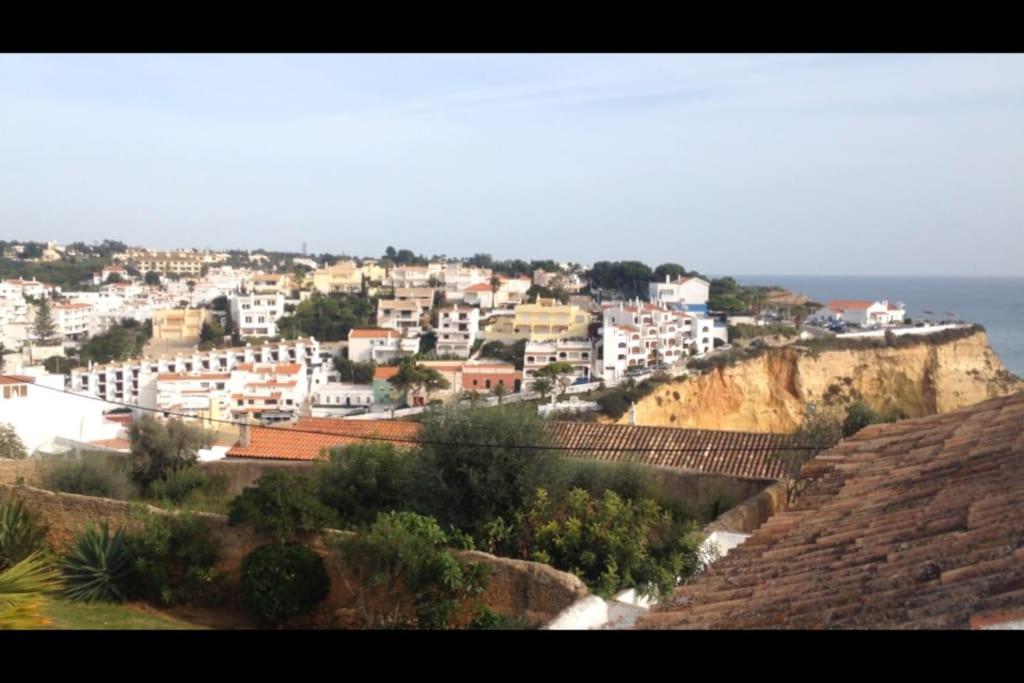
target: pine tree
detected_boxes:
[32,299,58,345]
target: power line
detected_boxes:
[3,373,823,454]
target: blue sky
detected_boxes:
[2,54,1022,276]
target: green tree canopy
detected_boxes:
[127,415,212,491]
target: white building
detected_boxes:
[435,304,480,358]
[229,362,309,422]
[648,275,710,308]
[0,374,126,455]
[50,303,93,342]
[376,298,427,333]
[814,300,906,327]
[598,301,714,384]
[347,328,419,364]
[523,339,595,386]
[309,382,375,417]
[230,292,285,338]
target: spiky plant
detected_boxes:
[0,552,62,629]
[0,499,48,571]
[61,522,133,603]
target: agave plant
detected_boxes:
[0,499,48,571]
[61,522,133,603]
[0,552,63,629]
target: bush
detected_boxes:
[125,513,225,606]
[148,468,228,506]
[240,543,330,624]
[61,522,133,603]
[0,499,47,571]
[334,512,489,629]
[314,443,417,527]
[556,460,656,503]
[842,400,903,438]
[228,471,337,542]
[521,488,703,599]
[36,452,137,500]
[0,423,28,460]
[469,608,533,630]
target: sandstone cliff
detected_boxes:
[618,330,1023,433]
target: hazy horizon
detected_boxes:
[3,54,1022,276]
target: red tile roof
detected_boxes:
[0,375,36,385]
[638,392,1024,630]
[464,283,494,292]
[227,418,422,461]
[373,366,400,381]
[826,299,875,311]
[349,329,400,339]
[89,438,131,452]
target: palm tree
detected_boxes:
[0,553,62,629]
[492,382,508,405]
[532,375,555,401]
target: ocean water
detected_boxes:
[733,276,1024,377]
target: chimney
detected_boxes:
[666,274,670,283]
[239,417,252,448]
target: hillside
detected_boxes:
[615,329,1023,433]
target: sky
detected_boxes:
[1,53,1022,276]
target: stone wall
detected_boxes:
[644,466,775,523]
[0,459,39,487]
[0,484,587,628]
[702,480,789,535]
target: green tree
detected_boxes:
[770,405,843,504]
[144,271,161,287]
[334,357,376,383]
[0,424,28,460]
[105,272,123,284]
[333,511,490,629]
[491,381,508,405]
[127,415,212,492]
[531,375,555,401]
[228,471,337,542]
[652,263,687,282]
[276,292,375,341]
[388,357,450,407]
[842,400,902,438]
[32,299,58,345]
[536,361,575,396]
[315,443,416,527]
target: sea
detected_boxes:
[732,275,1024,377]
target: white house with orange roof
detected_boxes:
[436,304,480,358]
[649,275,710,307]
[228,361,308,423]
[347,328,419,364]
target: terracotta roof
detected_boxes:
[887,302,903,311]
[552,423,790,479]
[157,373,232,382]
[227,418,422,460]
[226,417,790,478]
[349,329,400,339]
[827,299,875,311]
[89,438,131,451]
[464,283,494,292]
[373,366,400,381]
[639,392,1024,630]
[0,375,36,385]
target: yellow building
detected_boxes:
[483,297,591,342]
[250,272,296,295]
[152,308,214,344]
[311,261,363,294]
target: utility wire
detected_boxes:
[3,373,823,454]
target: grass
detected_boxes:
[36,597,205,630]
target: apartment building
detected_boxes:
[1,278,58,300]
[376,299,426,333]
[152,308,213,344]
[50,302,93,342]
[387,264,443,289]
[483,297,592,342]
[435,304,479,358]
[70,337,324,412]
[347,328,419,364]
[229,292,285,338]
[523,339,595,385]
[229,362,308,422]
[310,261,363,294]
[441,266,491,303]
[371,359,517,407]
[135,252,206,276]
[250,272,296,296]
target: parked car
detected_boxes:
[625,367,652,378]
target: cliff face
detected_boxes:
[619,331,1023,433]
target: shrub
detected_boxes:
[240,543,330,624]
[36,452,137,500]
[0,423,28,460]
[148,468,228,506]
[521,488,703,599]
[228,471,337,542]
[842,400,903,437]
[557,460,656,503]
[770,406,844,504]
[0,499,47,571]
[334,511,490,629]
[314,443,416,527]
[61,522,133,603]
[125,513,225,606]
[469,608,533,630]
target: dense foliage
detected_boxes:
[387,357,450,406]
[61,522,133,603]
[32,298,58,345]
[276,292,375,341]
[0,552,62,629]
[595,375,670,420]
[36,452,138,499]
[841,400,904,438]
[228,471,337,542]
[78,320,152,365]
[240,543,330,624]
[147,467,229,510]
[0,255,106,292]
[478,339,527,370]
[316,443,416,527]
[587,261,653,298]
[335,511,489,629]
[125,513,225,606]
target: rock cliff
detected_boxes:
[618,330,1023,433]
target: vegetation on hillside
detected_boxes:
[276,292,375,341]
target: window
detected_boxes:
[485,379,491,389]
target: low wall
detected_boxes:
[200,459,317,496]
[644,466,775,523]
[702,480,789,535]
[0,459,39,486]
[0,484,587,628]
